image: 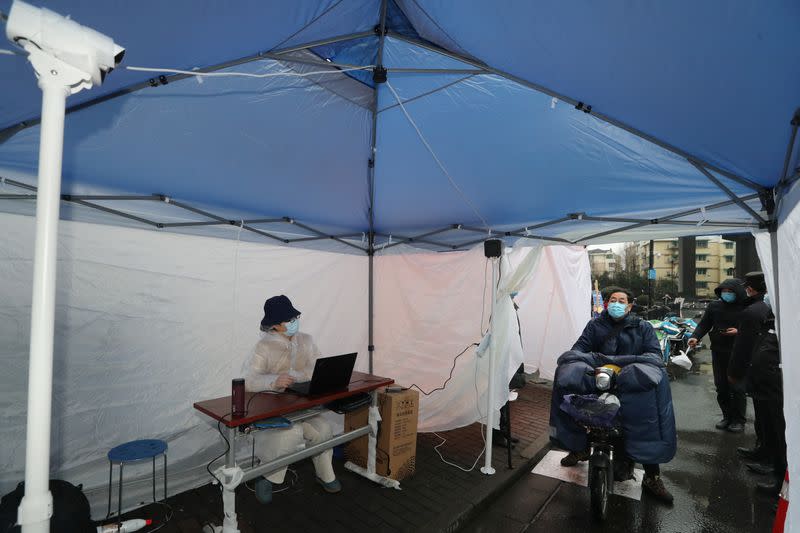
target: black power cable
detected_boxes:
[244,388,280,415]
[206,414,231,487]
[408,342,479,396]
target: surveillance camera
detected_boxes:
[5,0,124,86]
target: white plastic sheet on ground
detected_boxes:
[0,212,368,516]
[532,450,644,501]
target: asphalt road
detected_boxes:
[461,350,778,533]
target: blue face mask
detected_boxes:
[720,292,736,303]
[283,318,299,336]
[607,302,628,319]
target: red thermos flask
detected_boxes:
[232,378,245,417]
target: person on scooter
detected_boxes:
[559,287,675,504]
[688,278,747,432]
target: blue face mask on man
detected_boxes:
[607,302,628,319]
[720,292,736,303]
[283,317,299,336]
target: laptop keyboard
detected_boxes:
[289,381,311,395]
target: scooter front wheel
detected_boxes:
[590,466,609,521]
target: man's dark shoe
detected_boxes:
[746,463,774,476]
[715,418,730,430]
[737,446,765,461]
[642,475,674,504]
[755,479,782,496]
[560,450,590,467]
[727,422,745,433]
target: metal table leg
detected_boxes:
[204,425,241,533]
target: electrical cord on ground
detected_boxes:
[143,501,174,533]
[243,468,299,495]
[431,345,488,472]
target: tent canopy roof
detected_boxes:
[1,0,798,251]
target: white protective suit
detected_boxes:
[242,329,336,484]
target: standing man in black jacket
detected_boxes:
[728,272,786,495]
[688,279,747,432]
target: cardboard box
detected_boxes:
[344,388,419,481]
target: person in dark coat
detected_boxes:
[560,287,674,504]
[688,278,747,432]
[728,272,786,495]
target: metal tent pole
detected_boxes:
[648,240,655,311]
[480,256,499,475]
[367,0,389,374]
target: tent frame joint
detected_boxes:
[373,66,388,84]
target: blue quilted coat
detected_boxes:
[549,312,677,464]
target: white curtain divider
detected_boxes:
[512,246,592,380]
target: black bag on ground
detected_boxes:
[0,479,94,533]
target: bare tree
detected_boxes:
[622,242,640,273]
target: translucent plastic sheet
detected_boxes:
[513,246,592,380]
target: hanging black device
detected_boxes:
[484,239,503,258]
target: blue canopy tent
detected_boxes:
[1,0,797,248]
[1,1,799,531]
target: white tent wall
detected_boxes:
[753,181,799,531]
[512,246,591,381]
[0,212,368,516]
[373,243,590,432]
[774,181,800,531]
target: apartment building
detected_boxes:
[638,236,736,297]
[588,248,619,278]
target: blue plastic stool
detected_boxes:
[106,439,167,519]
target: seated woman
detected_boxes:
[241,294,341,504]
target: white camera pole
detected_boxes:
[7,3,123,529]
[480,255,499,475]
[15,57,71,533]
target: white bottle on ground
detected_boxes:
[96,518,152,532]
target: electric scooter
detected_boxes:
[560,365,629,521]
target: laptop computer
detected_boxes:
[287,352,357,396]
